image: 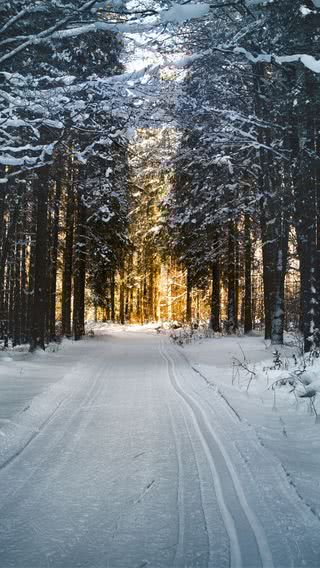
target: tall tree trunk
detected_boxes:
[26,193,37,345]
[8,244,15,340]
[260,173,275,341]
[271,214,289,345]
[61,171,74,337]
[0,181,6,341]
[149,253,154,321]
[125,286,129,321]
[227,219,237,333]
[291,69,319,351]
[46,206,52,343]
[49,167,62,341]
[137,287,141,323]
[30,165,50,351]
[167,258,172,322]
[254,62,276,340]
[235,222,240,327]
[0,177,6,248]
[185,267,192,323]
[119,269,125,324]
[20,225,27,344]
[0,189,14,343]
[129,285,134,322]
[13,224,21,347]
[142,275,147,323]
[209,257,221,332]
[73,179,87,341]
[244,213,253,334]
[110,271,116,322]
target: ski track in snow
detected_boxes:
[181,345,320,528]
[171,340,320,567]
[159,339,273,568]
[0,331,319,567]
[166,402,185,567]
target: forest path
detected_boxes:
[0,330,319,568]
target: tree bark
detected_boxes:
[0,189,15,343]
[73,178,87,341]
[110,271,116,322]
[61,170,74,337]
[26,191,37,344]
[13,224,21,347]
[209,258,221,332]
[30,165,50,351]
[271,215,289,345]
[291,69,319,351]
[20,224,27,344]
[244,213,253,334]
[119,269,125,324]
[227,219,237,333]
[185,267,192,323]
[48,166,62,341]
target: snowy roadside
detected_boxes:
[0,321,152,429]
[0,337,102,469]
[181,334,320,519]
[0,339,86,421]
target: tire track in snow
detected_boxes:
[160,339,274,568]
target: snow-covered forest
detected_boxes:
[0,0,319,350]
[1,2,320,567]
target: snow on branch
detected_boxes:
[170,45,320,75]
[51,21,155,38]
[0,0,98,64]
[160,3,210,23]
[234,47,320,74]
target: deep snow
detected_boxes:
[0,327,319,567]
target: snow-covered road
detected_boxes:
[0,331,319,568]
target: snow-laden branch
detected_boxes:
[234,47,320,74]
[166,45,320,75]
[0,0,98,64]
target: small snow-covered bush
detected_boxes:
[233,344,320,421]
[170,323,216,346]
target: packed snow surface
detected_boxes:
[0,328,320,567]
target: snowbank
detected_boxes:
[182,334,320,518]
